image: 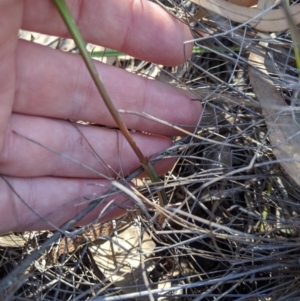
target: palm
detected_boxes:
[0,0,201,233]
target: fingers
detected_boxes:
[0,0,22,149]
[14,40,202,136]
[0,1,195,234]
[0,114,173,178]
[22,0,193,66]
[0,176,130,233]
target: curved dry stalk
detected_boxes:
[190,0,300,32]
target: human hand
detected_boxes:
[0,0,201,234]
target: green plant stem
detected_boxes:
[283,0,300,71]
[90,46,242,58]
[53,0,167,206]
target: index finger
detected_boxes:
[22,0,193,66]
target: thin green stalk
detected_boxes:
[90,50,125,58]
[90,46,241,58]
[193,45,241,54]
[282,0,300,71]
[53,0,167,206]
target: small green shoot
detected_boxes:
[282,0,300,71]
[89,46,242,59]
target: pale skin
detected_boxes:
[0,0,202,234]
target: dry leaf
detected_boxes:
[0,233,26,248]
[249,53,300,187]
[89,223,155,297]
